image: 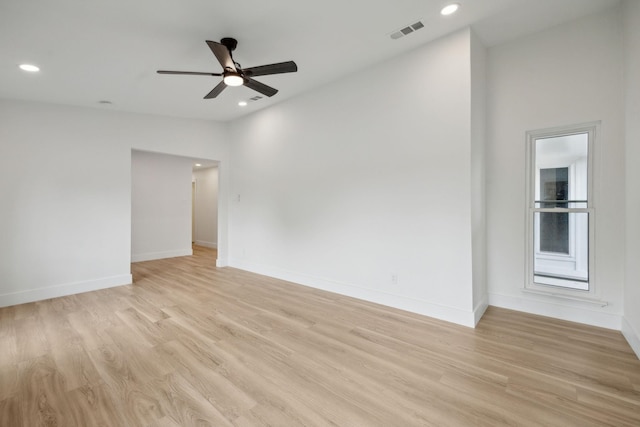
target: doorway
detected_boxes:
[131,149,220,263]
[191,165,219,250]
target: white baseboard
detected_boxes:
[194,240,217,249]
[131,248,193,263]
[216,257,228,268]
[473,296,489,326]
[488,292,622,330]
[0,274,132,308]
[228,258,477,328]
[622,317,640,360]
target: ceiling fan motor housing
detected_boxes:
[221,37,238,52]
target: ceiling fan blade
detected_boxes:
[243,61,298,77]
[157,70,222,76]
[206,40,237,72]
[243,77,278,97]
[204,81,227,99]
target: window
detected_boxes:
[525,123,596,295]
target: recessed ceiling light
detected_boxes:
[441,3,459,16]
[195,163,202,167]
[19,64,40,72]
[238,101,248,107]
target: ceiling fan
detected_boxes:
[157,38,298,99]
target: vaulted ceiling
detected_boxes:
[0,0,618,121]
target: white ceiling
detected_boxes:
[0,0,618,122]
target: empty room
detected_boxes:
[1,0,639,425]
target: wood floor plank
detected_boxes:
[101,326,174,385]
[87,343,165,426]
[148,416,182,427]
[266,319,518,425]
[13,301,38,320]
[67,309,116,351]
[0,368,18,402]
[40,312,82,349]
[0,320,17,371]
[36,293,82,319]
[65,383,130,427]
[0,396,22,427]
[142,372,234,427]
[1,245,639,426]
[14,315,49,362]
[120,385,165,426]
[114,307,168,348]
[155,339,257,422]
[50,342,103,392]
[18,355,70,426]
[215,352,339,426]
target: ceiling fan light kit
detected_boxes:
[223,72,244,86]
[157,37,298,100]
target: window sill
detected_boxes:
[522,288,608,307]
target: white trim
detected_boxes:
[216,257,228,268]
[229,258,478,328]
[194,240,217,249]
[488,292,621,330]
[522,288,607,306]
[622,317,640,360]
[131,248,193,262]
[473,296,489,326]
[0,274,132,308]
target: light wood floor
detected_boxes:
[1,246,639,426]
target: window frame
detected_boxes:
[524,122,598,298]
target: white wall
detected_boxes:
[228,29,483,326]
[193,167,219,248]
[131,150,194,262]
[0,100,229,307]
[486,6,625,329]
[623,0,640,357]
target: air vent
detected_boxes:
[390,20,425,40]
